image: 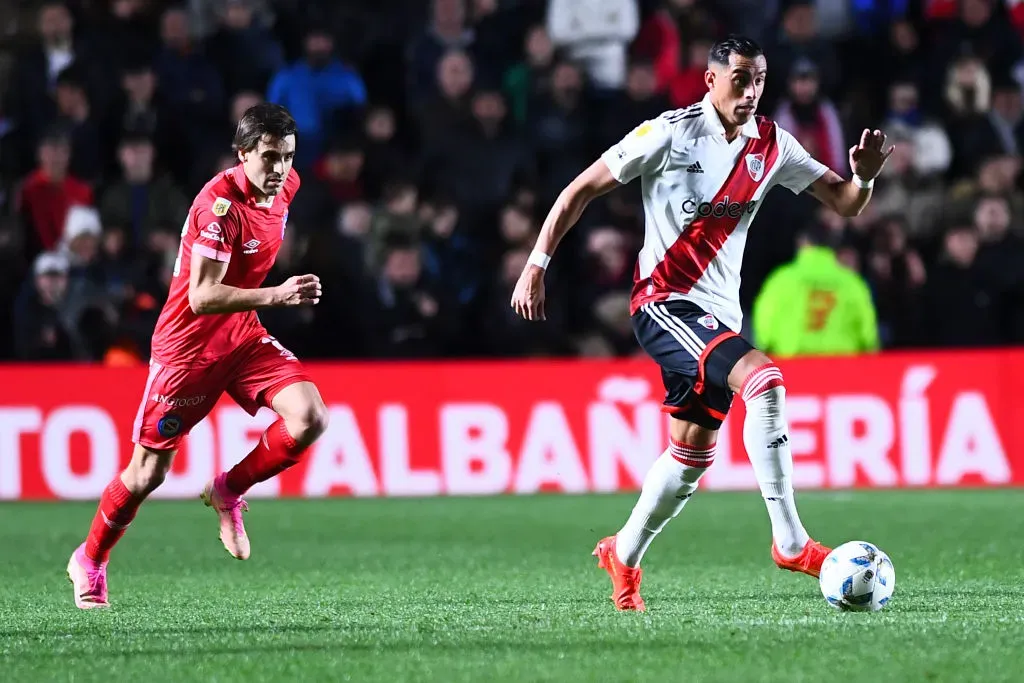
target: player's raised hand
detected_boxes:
[277,274,321,306]
[849,129,895,181]
[511,265,546,321]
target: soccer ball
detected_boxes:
[818,541,895,612]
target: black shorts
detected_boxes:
[632,300,754,430]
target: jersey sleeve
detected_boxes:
[773,126,831,195]
[600,114,674,184]
[191,201,242,264]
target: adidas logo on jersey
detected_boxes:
[686,161,704,174]
[767,435,789,449]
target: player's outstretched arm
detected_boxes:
[510,159,620,321]
[188,252,321,315]
[807,128,894,218]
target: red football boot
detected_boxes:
[592,536,646,612]
[772,539,832,578]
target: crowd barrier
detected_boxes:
[1,349,1021,500]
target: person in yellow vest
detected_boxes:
[753,224,880,357]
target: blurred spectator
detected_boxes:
[311,137,366,205]
[774,59,845,172]
[361,105,412,201]
[764,0,839,108]
[870,130,947,239]
[944,54,995,177]
[267,26,366,166]
[367,179,422,272]
[4,2,103,175]
[547,0,639,91]
[481,246,570,356]
[365,235,455,358]
[89,0,159,75]
[865,215,928,347]
[15,127,93,262]
[406,0,476,105]
[667,35,713,109]
[630,2,680,94]
[931,0,1023,78]
[13,250,75,360]
[99,133,189,251]
[882,79,953,178]
[973,193,1024,340]
[154,6,225,161]
[504,25,556,126]
[753,224,879,358]
[416,49,474,156]
[204,0,284,97]
[429,88,530,217]
[599,62,671,149]
[528,60,592,202]
[105,58,181,183]
[52,66,104,184]
[921,223,1000,347]
[419,195,480,307]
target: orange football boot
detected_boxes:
[592,536,646,612]
[772,539,831,578]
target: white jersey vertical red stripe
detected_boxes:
[601,94,829,332]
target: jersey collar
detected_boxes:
[227,165,276,208]
[700,94,761,139]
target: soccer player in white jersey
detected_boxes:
[510,35,894,611]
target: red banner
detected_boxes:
[1,350,1021,500]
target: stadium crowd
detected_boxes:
[1,0,1023,364]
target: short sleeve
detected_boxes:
[600,115,673,184]
[773,126,830,195]
[191,202,242,264]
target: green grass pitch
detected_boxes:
[3,490,1023,682]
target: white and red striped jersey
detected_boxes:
[601,93,829,332]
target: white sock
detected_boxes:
[615,441,714,567]
[741,366,810,558]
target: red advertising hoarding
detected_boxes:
[1,350,1021,500]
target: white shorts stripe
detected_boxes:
[643,303,701,360]
[654,303,708,352]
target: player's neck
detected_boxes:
[710,100,742,141]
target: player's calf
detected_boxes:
[207,382,328,559]
[730,352,829,574]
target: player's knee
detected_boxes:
[288,400,329,445]
[124,446,174,496]
[740,362,785,407]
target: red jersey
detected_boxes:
[151,165,300,368]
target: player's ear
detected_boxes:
[704,68,715,92]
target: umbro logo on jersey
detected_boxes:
[686,161,704,173]
[243,239,261,254]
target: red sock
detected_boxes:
[225,418,307,495]
[85,476,142,563]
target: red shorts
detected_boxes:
[132,334,312,450]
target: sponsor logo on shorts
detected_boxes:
[697,314,719,330]
[157,414,183,438]
[151,393,207,407]
[682,196,757,219]
[243,239,261,254]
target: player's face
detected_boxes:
[707,54,767,127]
[240,134,296,197]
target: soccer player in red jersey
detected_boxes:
[67,104,328,609]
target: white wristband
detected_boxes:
[528,250,551,270]
[853,174,874,189]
